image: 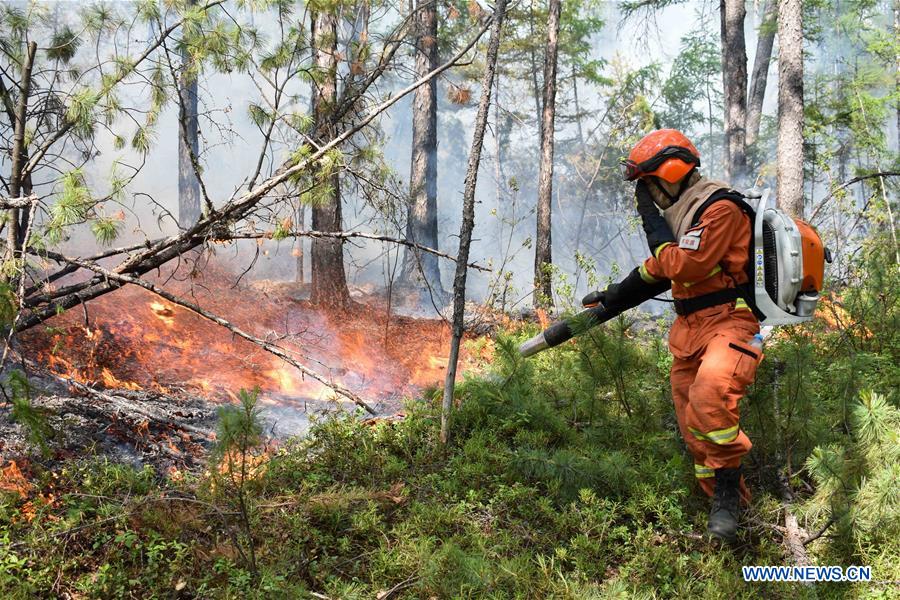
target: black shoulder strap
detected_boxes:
[689,189,766,321]
[690,188,755,227]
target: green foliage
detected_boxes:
[0,281,17,329]
[804,391,900,581]
[248,103,273,128]
[214,388,263,458]
[45,170,92,243]
[65,89,99,137]
[209,388,264,576]
[130,125,155,154]
[46,26,80,63]
[4,370,51,456]
[90,216,123,246]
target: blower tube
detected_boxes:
[518,304,617,357]
[519,274,671,357]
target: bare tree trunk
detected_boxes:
[178,0,202,228]
[746,0,776,148]
[777,0,805,218]
[295,203,305,284]
[5,41,37,267]
[310,8,351,308]
[399,0,443,294]
[440,0,508,444]
[533,0,560,308]
[529,0,543,145]
[720,0,748,184]
[894,0,899,155]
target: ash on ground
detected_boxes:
[1,370,217,475]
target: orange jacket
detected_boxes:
[639,201,751,301]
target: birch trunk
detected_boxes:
[400,0,443,294]
[310,9,351,308]
[720,0,748,184]
[746,0,776,147]
[440,0,508,444]
[533,0,561,308]
[776,0,805,218]
[178,0,202,228]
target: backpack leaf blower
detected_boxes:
[519,188,831,358]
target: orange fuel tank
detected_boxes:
[795,220,825,293]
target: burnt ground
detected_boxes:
[0,367,218,476]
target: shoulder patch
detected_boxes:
[679,227,703,250]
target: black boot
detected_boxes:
[708,467,742,543]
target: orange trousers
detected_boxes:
[668,302,761,503]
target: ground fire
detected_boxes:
[19,263,463,415]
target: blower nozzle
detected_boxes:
[518,302,617,358]
[518,332,549,357]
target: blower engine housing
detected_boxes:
[749,190,828,325]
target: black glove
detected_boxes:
[599,267,672,312]
[635,180,658,219]
[582,290,606,308]
[634,181,676,255]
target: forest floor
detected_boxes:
[2,321,896,599]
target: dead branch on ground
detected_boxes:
[34,249,378,414]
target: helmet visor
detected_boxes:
[621,159,641,181]
[621,145,700,181]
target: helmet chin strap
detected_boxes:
[648,168,697,208]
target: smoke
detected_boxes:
[23,0,895,319]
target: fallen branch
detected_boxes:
[779,472,811,567]
[19,20,493,331]
[378,575,420,599]
[57,376,215,439]
[24,238,160,298]
[803,514,837,547]
[220,230,492,272]
[34,250,377,414]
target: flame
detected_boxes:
[150,302,176,326]
[20,263,465,411]
[0,460,31,499]
[101,368,141,390]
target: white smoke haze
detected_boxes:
[9,0,896,316]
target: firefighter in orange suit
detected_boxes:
[583,129,763,543]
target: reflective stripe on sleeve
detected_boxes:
[653,242,674,259]
[639,262,660,283]
[689,425,740,445]
[694,464,715,479]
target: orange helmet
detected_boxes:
[622,129,700,183]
